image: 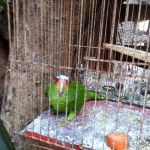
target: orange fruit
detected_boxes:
[106,132,129,150]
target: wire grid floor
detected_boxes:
[22,101,150,150]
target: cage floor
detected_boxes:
[23,101,150,150]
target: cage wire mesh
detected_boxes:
[1,0,150,149]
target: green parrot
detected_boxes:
[45,74,105,121]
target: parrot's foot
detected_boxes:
[67,112,75,121]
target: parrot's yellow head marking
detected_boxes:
[55,74,69,94]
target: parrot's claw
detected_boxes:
[56,115,75,128]
[67,112,75,121]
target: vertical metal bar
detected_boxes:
[87,0,97,147]
[91,0,106,149]
[15,0,21,134]
[90,0,97,61]
[55,0,63,146]
[39,0,44,141]
[79,0,89,147]
[107,1,119,149]
[62,0,72,148]
[75,0,84,147]
[30,0,33,137]
[47,0,53,144]
[122,3,136,149]
[53,0,57,144]
[23,0,28,136]
[137,2,150,149]
[4,0,13,135]
[101,1,110,149]
[34,0,40,139]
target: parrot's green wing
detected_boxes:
[68,81,85,111]
[66,81,85,121]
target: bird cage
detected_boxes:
[1,0,150,149]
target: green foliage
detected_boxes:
[0,0,7,10]
[0,120,16,150]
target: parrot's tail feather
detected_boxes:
[86,91,105,100]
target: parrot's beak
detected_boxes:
[57,79,67,94]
